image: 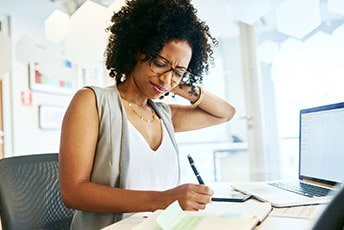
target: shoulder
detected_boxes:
[69,88,96,106]
[85,85,117,97]
[81,85,120,105]
[69,85,119,111]
[63,88,98,122]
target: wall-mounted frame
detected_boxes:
[38,105,66,130]
[29,58,77,95]
[27,42,78,95]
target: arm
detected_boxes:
[59,88,213,213]
[170,85,236,132]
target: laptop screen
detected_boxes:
[299,102,344,185]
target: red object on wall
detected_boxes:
[21,91,32,106]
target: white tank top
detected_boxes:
[126,119,179,190]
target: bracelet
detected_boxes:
[190,86,204,108]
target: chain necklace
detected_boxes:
[128,103,155,123]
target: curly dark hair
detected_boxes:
[104,0,218,88]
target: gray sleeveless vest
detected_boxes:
[70,84,180,230]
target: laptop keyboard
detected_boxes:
[268,182,331,197]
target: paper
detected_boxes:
[156,201,204,230]
[133,200,265,230]
[270,204,326,219]
[202,199,272,222]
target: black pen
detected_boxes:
[187,154,205,184]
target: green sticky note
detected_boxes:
[156,201,204,230]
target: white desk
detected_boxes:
[103,201,325,230]
[103,182,326,230]
[257,216,314,230]
[257,204,325,230]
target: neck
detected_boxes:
[118,84,147,107]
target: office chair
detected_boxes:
[312,185,344,230]
[0,153,74,230]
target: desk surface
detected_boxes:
[103,182,326,230]
[257,216,314,230]
[103,201,324,230]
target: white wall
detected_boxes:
[0,2,246,182]
[1,0,237,157]
[1,0,83,156]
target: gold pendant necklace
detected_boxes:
[128,103,155,123]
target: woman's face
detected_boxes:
[130,39,192,99]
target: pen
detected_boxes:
[187,154,205,184]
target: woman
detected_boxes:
[59,0,236,229]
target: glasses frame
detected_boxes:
[148,54,194,84]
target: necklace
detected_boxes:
[128,103,155,123]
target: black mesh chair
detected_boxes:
[0,153,74,230]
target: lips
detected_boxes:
[151,83,166,94]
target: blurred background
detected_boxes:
[0,0,344,183]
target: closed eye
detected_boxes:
[152,58,169,68]
[174,69,186,78]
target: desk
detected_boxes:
[102,182,325,229]
[257,204,325,230]
[257,216,314,230]
[103,200,325,230]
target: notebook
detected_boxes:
[232,102,344,207]
[126,200,271,230]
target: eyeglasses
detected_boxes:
[149,54,193,83]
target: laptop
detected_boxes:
[231,102,344,207]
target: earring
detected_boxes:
[120,74,127,82]
[109,69,115,78]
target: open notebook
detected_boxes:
[232,102,344,207]
[128,200,271,230]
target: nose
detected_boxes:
[158,69,174,86]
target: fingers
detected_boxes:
[196,184,214,196]
[175,184,213,211]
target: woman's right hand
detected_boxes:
[165,183,213,211]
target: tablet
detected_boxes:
[211,193,252,202]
